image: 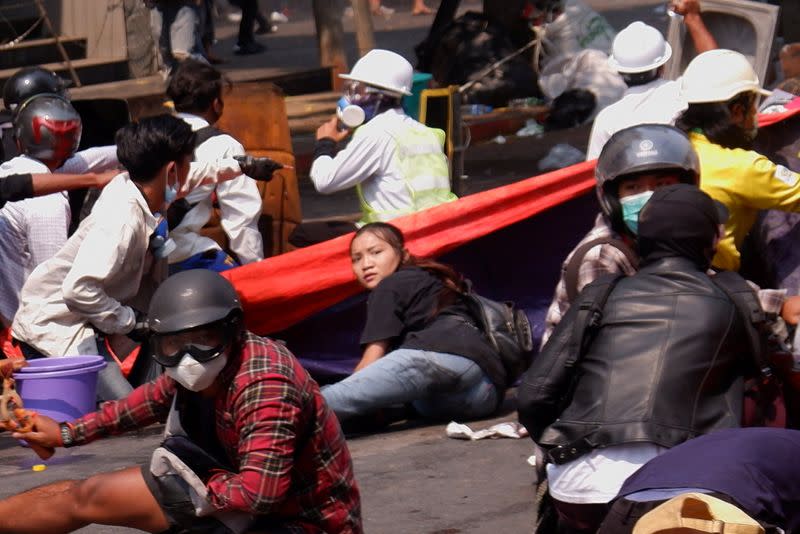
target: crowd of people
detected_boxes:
[1,0,800,532]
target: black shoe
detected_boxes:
[233,41,266,55]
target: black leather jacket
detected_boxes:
[518,256,754,464]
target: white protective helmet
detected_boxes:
[339,49,413,96]
[681,49,771,104]
[608,22,672,74]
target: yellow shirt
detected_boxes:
[690,131,800,271]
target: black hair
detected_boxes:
[544,88,596,131]
[351,222,467,314]
[166,59,230,114]
[115,114,196,183]
[675,91,757,150]
[621,68,660,87]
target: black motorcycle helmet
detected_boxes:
[3,67,69,112]
[148,270,244,367]
[595,123,700,237]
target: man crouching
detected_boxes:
[0,270,362,534]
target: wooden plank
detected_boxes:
[59,0,127,60]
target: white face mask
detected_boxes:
[165,352,228,392]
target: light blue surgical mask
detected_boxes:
[164,184,178,205]
[620,190,654,235]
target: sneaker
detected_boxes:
[269,11,289,23]
[226,11,242,23]
[233,41,267,55]
[375,5,395,18]
[255,24,277,35]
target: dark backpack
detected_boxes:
[463,282,534,382]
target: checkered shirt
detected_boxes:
[69,332,362,533]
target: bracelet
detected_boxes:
[59,422,74,448]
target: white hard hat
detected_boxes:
[681,49,771,104]
[608,22,672,74]
[339,49,414,96]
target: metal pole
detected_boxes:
[350,0,375,58]
[34,0,81,87]
[312,0,348,91]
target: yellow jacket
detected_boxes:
[691,131,800,271]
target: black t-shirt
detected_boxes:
[360,266,507,389]
[0,172,33,209]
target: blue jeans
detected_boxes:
[322,349,499,422]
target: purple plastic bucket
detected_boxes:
[13,356,107,422]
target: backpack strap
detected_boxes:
[564,237,639,301]
[565,273,625,373]
[711,271,772,378]
[193,125,225,148]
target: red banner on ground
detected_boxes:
[223,161,597,334]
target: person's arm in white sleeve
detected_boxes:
[309,117,386,194]
[215,139,264,264]
[57,146,119,174]
[586,109,611,161]
[61,220,137,335]
[182,158,243,194]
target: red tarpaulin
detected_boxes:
[223,106,800,335]
[223,161,597,334]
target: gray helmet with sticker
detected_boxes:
[596,124,700,236]
[13,93,82,165]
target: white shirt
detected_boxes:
[11,158,245,356]
[586,78,686,160]
[310,108,441,218]
[58,145,120,174]
[171,113,263,264]
[0,156,70,324]
[547,443,667,504]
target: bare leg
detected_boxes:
[412,0,433,15]
[0,466,170,534]
[369,0,381,14]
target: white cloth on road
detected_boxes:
[446,421,529,440]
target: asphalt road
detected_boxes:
[0,401,535,534]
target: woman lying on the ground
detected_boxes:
[322,222,506,423]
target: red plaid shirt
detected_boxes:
[69,332,362,533]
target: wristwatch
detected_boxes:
[59,422,74,448]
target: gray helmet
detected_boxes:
[149,270,242,334]
[595,123,700,236]
[3,67,69,111]
[13,94,82,165]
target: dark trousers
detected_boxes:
[596,498,664,534]
[288,221,358,248]
[236,0,258,45]
[551,499,610,534]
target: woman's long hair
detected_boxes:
[351,222,467,314]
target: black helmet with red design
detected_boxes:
[13,94,82,167]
